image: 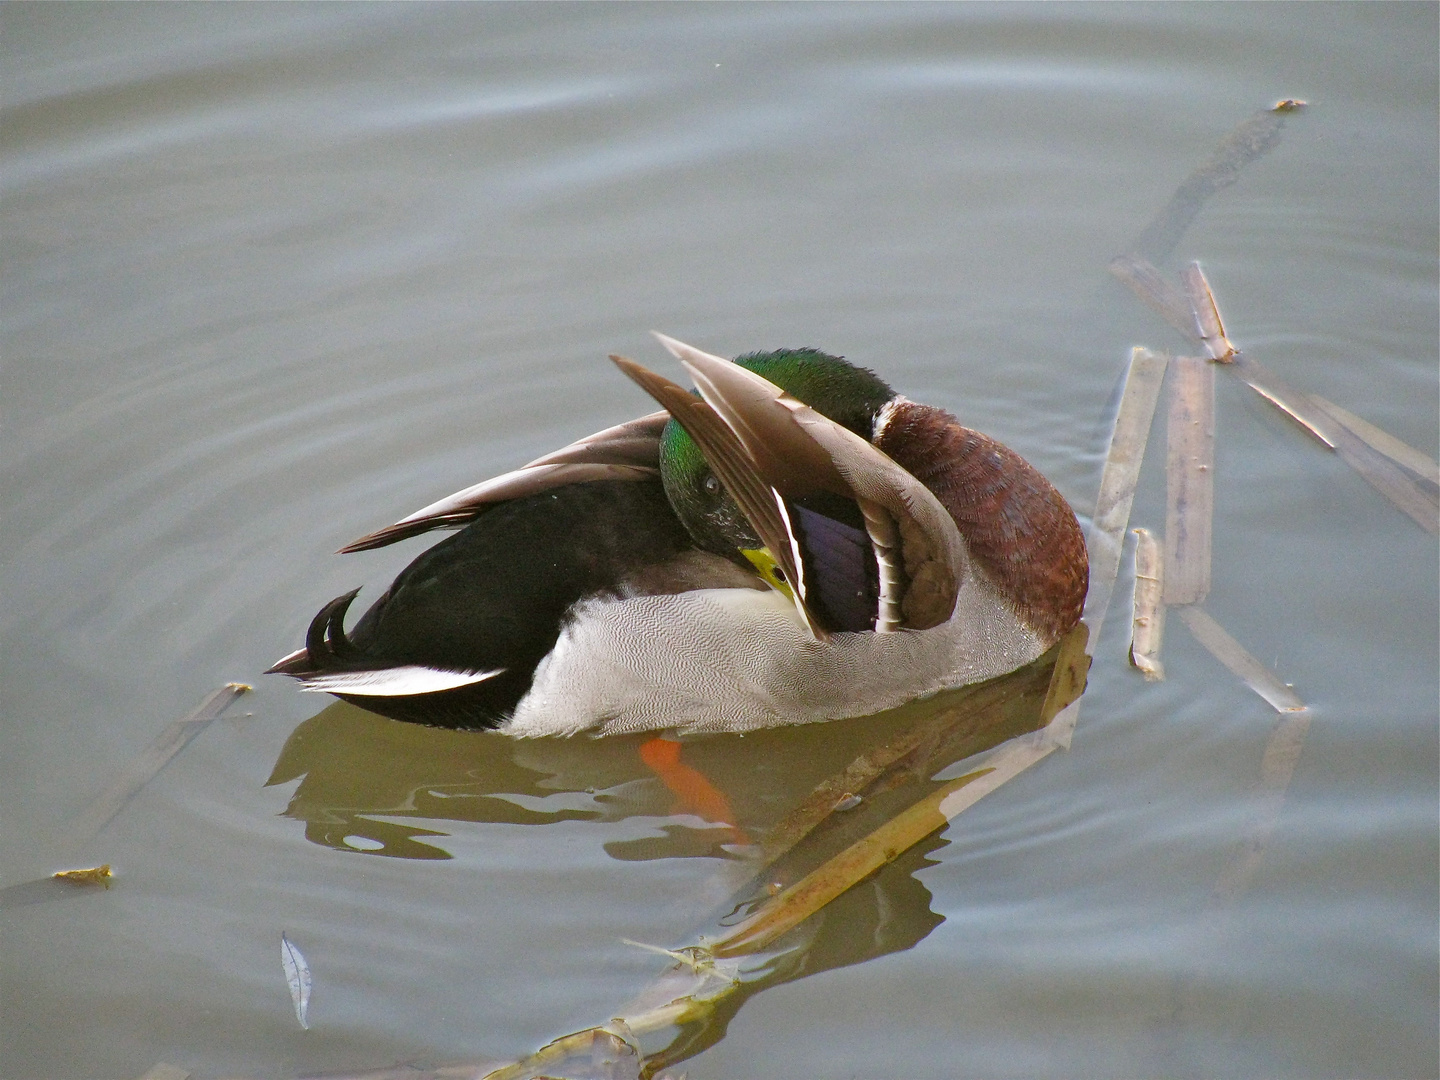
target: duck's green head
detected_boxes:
[658,348,895,554]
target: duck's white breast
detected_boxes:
[502,573,1044,737]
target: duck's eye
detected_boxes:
[703,475,721,496]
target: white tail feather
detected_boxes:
[300,665,505,697]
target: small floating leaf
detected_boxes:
[53,864,112,888]
[280,932,312,1030]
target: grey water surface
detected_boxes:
[2,4,1436,1078]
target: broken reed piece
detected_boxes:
[1164,355,1216,605]
[74,683,252,840]
[1181,265,1437,533]
[1182,262,1237,362]
[1231,356,1338,448]
[498,774,1006,1071]
[1083,347,1169,644]
[1176,261,1338,447]
[1241,357,1440,533]
[481,1026,642,1080]
[1325,418,1440,535]
[756,621,1089,872]
[1114,257,1439,534]
[1175,606,1305,714]
[1310,396,1440,486]
[491,627,1093,1076]
[1129,528,1165,680]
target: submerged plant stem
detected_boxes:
[75,683,251,840]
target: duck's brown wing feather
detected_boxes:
[338,410,668,552]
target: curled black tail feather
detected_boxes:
[306,589,361,666]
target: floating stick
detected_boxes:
[75,683,251,839]
[1324,426,1440,538]
[1326,419,1439,535]
[1129,528,1165,681]
[481,1026,641,1080]
[1164,356,1216,605]
[1254,365,1438,533]
[1230,356,1337,448]
[729,627,1091,951]
[1175,606,1305,713]
[1083,347,1169,644]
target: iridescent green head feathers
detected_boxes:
[658,348,894,554]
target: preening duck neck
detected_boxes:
[873,399,1088,644]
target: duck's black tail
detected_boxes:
[265,589,366,677]
[265,587,519,730]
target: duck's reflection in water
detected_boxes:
[267,703,671,859]
[267,641,1055,861]
[266,698,942,860]
[265,647,1063,1058]
[266,696,968,1069]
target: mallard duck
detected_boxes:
[268,335,1088,735]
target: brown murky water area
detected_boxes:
[2,5,1436,1078]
